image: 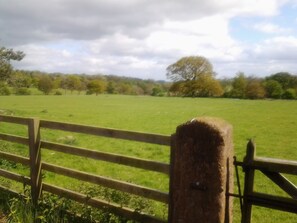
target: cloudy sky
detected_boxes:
[1,0,297,80]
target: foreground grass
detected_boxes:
[0,95,297,222]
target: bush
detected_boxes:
[282,89,296,99]
[0,86,11,95]
[55,90,63,95]
[15,87,31,95]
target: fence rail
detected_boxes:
[237,140,297,223]
[0,115,169,222]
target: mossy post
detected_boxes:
[169,117,234,223]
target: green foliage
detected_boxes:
[38,75,54,95]
[166,56,214,81]
[282,88,296,99]
[54,90,63,95]
[266,72,297,90]
[166,56,222,97]
[86,79,106,95]
[0,47,25,82]
[245,79,265,99]
[15,87,31,95]
[9,71,32,88]
[229,72,247,98]
[66,75,82,94]
[264,80,283,99]
[0,82,11,95]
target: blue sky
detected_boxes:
[1,0,297,80]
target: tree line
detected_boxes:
[166,56,297,100]
[0,70,170,96]
[1,46,297,99]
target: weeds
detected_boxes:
[1,184,162,223]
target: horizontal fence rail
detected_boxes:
[0,115,30,125]
[0,115,170,222]
[40,120,171,146]
[42,162,169,203]
[41,141,170,175]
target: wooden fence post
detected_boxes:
[168,117,233,223]
[241,140,256,223]
[28,118,42,207]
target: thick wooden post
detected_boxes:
[28,118,42,207]
[241,140,256,223]
[168,117,233,223]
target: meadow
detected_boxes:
[0,95,297,222]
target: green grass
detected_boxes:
[0,95,297,222]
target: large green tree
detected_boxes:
[0,47,25,82]
[264,80,283,99]
[167,56,221,97]
[166,56,214,81]
[38,75,54,95]
[86,79,106,95]
[230,72,247,98]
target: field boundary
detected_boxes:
[1,115,296,222]
[235,140,297,223]
[0,115,170,223]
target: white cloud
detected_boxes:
[3,0,296,79]
[254,22,291,34]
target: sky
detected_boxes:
[1,0,297,80]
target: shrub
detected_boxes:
[55,90,63,95]
[282,88,296,99]
[15,87,31,95]
[0,83,11,95]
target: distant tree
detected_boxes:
[53,75,63,89]
[168,81,183,96]
[0,46,25,82]
[266,72,297,90]
[106,81,116,94]
[117,83,133,95]
[264,80,283,99]
[0,82,10,95]
[86,79,106,95]
[9,70,32,89]
[179,75,223,97]
[60,76,68,94]
[166,56,214,82]
[66,75,81,94]
[194,74,223,97]
[38,75,54,95]
[230,72,247,98]
[151,87,164,96]
[166,56,220,97]
[245,79,266,99]
[282,89,296,99]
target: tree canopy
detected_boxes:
[166,56,214,82]
[167,56,223,97]
[0,46,25,82]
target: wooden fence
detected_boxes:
[0,115,234,223]
[235,140,297,223]
[0,115,171,222]
[1,115,297,222]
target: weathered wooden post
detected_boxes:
[169,117,234,223]
[241,140,256,223]
[28,118,42,207]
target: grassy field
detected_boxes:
[0,95,297,222]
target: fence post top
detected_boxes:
[178,116,232,136]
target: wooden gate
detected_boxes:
[235,140,297,223]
